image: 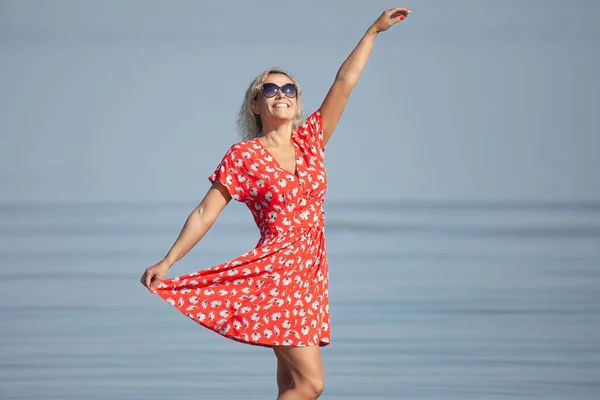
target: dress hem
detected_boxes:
[153,292,331,349]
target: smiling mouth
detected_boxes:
[274,104,289,108]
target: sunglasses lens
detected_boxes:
[261,83,279,98]
[282,84,297,98]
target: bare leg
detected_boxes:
[276,357,293,397]
[273,346,324,400]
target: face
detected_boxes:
[252,73,298,126]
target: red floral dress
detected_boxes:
[153,110,330,347]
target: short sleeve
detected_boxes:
[208,144,249,202]
[295,109,325,159]
[305,109,324,151]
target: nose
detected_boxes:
[275,87,285,99]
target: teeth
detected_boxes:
[275,104,288,108]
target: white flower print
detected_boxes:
[154,111,330,347]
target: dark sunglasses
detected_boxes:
[260,83,298,98]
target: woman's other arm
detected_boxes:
[140,182,232,290]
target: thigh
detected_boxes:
[273,346,323,382]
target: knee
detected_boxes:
[297,376,324,399]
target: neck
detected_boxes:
[259,120,294,146]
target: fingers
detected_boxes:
[388,7,411,20]
[388,7,410,16]
[140,269,153,290]
[150,277,162,291]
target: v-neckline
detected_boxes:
[256,136,300,179]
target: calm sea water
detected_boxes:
[1,200,599,399]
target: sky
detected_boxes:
[1,0,599,203]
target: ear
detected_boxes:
[250,99,259,115]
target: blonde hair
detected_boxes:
[236,68,304,140]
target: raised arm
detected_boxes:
[140,182,231,290]
[320,7,410,145]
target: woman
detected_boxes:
[140,7,410,399]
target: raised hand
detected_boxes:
[371,7,411,33]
